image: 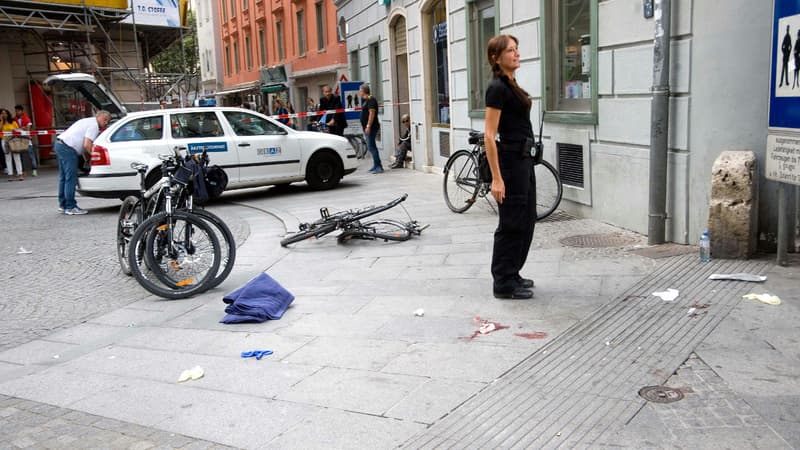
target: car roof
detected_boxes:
[120,107,263,119]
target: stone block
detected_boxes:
[707,151,758,259]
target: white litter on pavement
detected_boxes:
[742,293,781,305]
[652,288,679,302]
[178,366,205,382]
[17,247,32,254]
[709,273,767,282]
[413,308,425,317]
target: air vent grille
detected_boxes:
[556,143,584,188]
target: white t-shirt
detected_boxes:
[58,117,100,154]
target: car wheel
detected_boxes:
[306,151,342,190]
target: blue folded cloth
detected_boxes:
[220,273,294,324]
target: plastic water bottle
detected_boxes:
[699,231,711,263]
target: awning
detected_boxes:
[261,83,287,93]
[215,82,261,96]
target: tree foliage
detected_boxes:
[151,9,199,75]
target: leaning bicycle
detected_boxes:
[443,115,562,220]
[120,150,234,299]
[281,194,427,247]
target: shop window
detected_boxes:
[543,0,597,123]
[224,45,231,75]
[245,36,252,70]
[350,49,360,81]
[233,40,240,73]
[316,1,325,51]
[258,28,266,66]
[467,0,496,114]
[338,16,347,42]
[297,9,307,56]
[369,42,382,101]
[426,0,449,125]
[276,20,285,60]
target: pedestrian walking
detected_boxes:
[359,84,383,174]
[484,34,537,300]
[1,108,24,181]
[14,105,37,177]
[54,110,111,215]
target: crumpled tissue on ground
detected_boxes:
[178,366,204,382]
[742,293,781,305]
[652,288,679,302]
[709,273,767,282]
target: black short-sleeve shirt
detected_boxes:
[360,96,380,131]
[485,76,533,142]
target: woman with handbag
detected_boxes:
[1,108,24,181]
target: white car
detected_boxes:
[78,107,359,199]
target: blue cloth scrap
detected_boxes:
[220,273,294,324]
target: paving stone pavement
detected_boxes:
[1,162,797,449]
[0,394,236,450]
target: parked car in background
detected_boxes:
[78,107,359,199]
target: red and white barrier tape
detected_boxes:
[0,103,404,136]
[0,129,64,137]
[267,107,360,121]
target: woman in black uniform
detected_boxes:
[484,34,537,300]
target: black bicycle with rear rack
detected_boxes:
[308,112,368,160]
[280,194,427,247]
[442,113,562,220]
[119,150,235,299]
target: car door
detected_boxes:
[168,110,239,184]
[221,110,301,183]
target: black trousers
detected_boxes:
[491,147,537,291]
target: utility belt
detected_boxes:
[499,137,543,164]
[499,137,535,158]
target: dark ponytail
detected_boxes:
[487,34,532,111]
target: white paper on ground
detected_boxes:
[742,293,781,305]
[709,273,767,282]
[652,288,679,302]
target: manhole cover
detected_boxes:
[638,385,684,403]
[559,233,640,248]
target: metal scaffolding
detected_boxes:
[0,0,191,103]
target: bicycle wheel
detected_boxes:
[117,196,143,276]
[145,212,222,294]
[129,211,221,299]
[535,160,563,221]
[443,150,481,213]
[127,221,184,299]
[280,222,338,247]
[338,219,412,243]
[189,209,236,290]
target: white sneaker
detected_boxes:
[57,207,65,213]
[65,207,88,215]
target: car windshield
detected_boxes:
[223,111,286,136]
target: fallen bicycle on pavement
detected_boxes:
[280,194,427,247]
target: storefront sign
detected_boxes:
[123,0,181,27]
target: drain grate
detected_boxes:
[638,385,684,403]
[559,233,640,248]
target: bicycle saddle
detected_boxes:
[468,130,484,145]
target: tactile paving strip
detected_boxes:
[404,255,770,449]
